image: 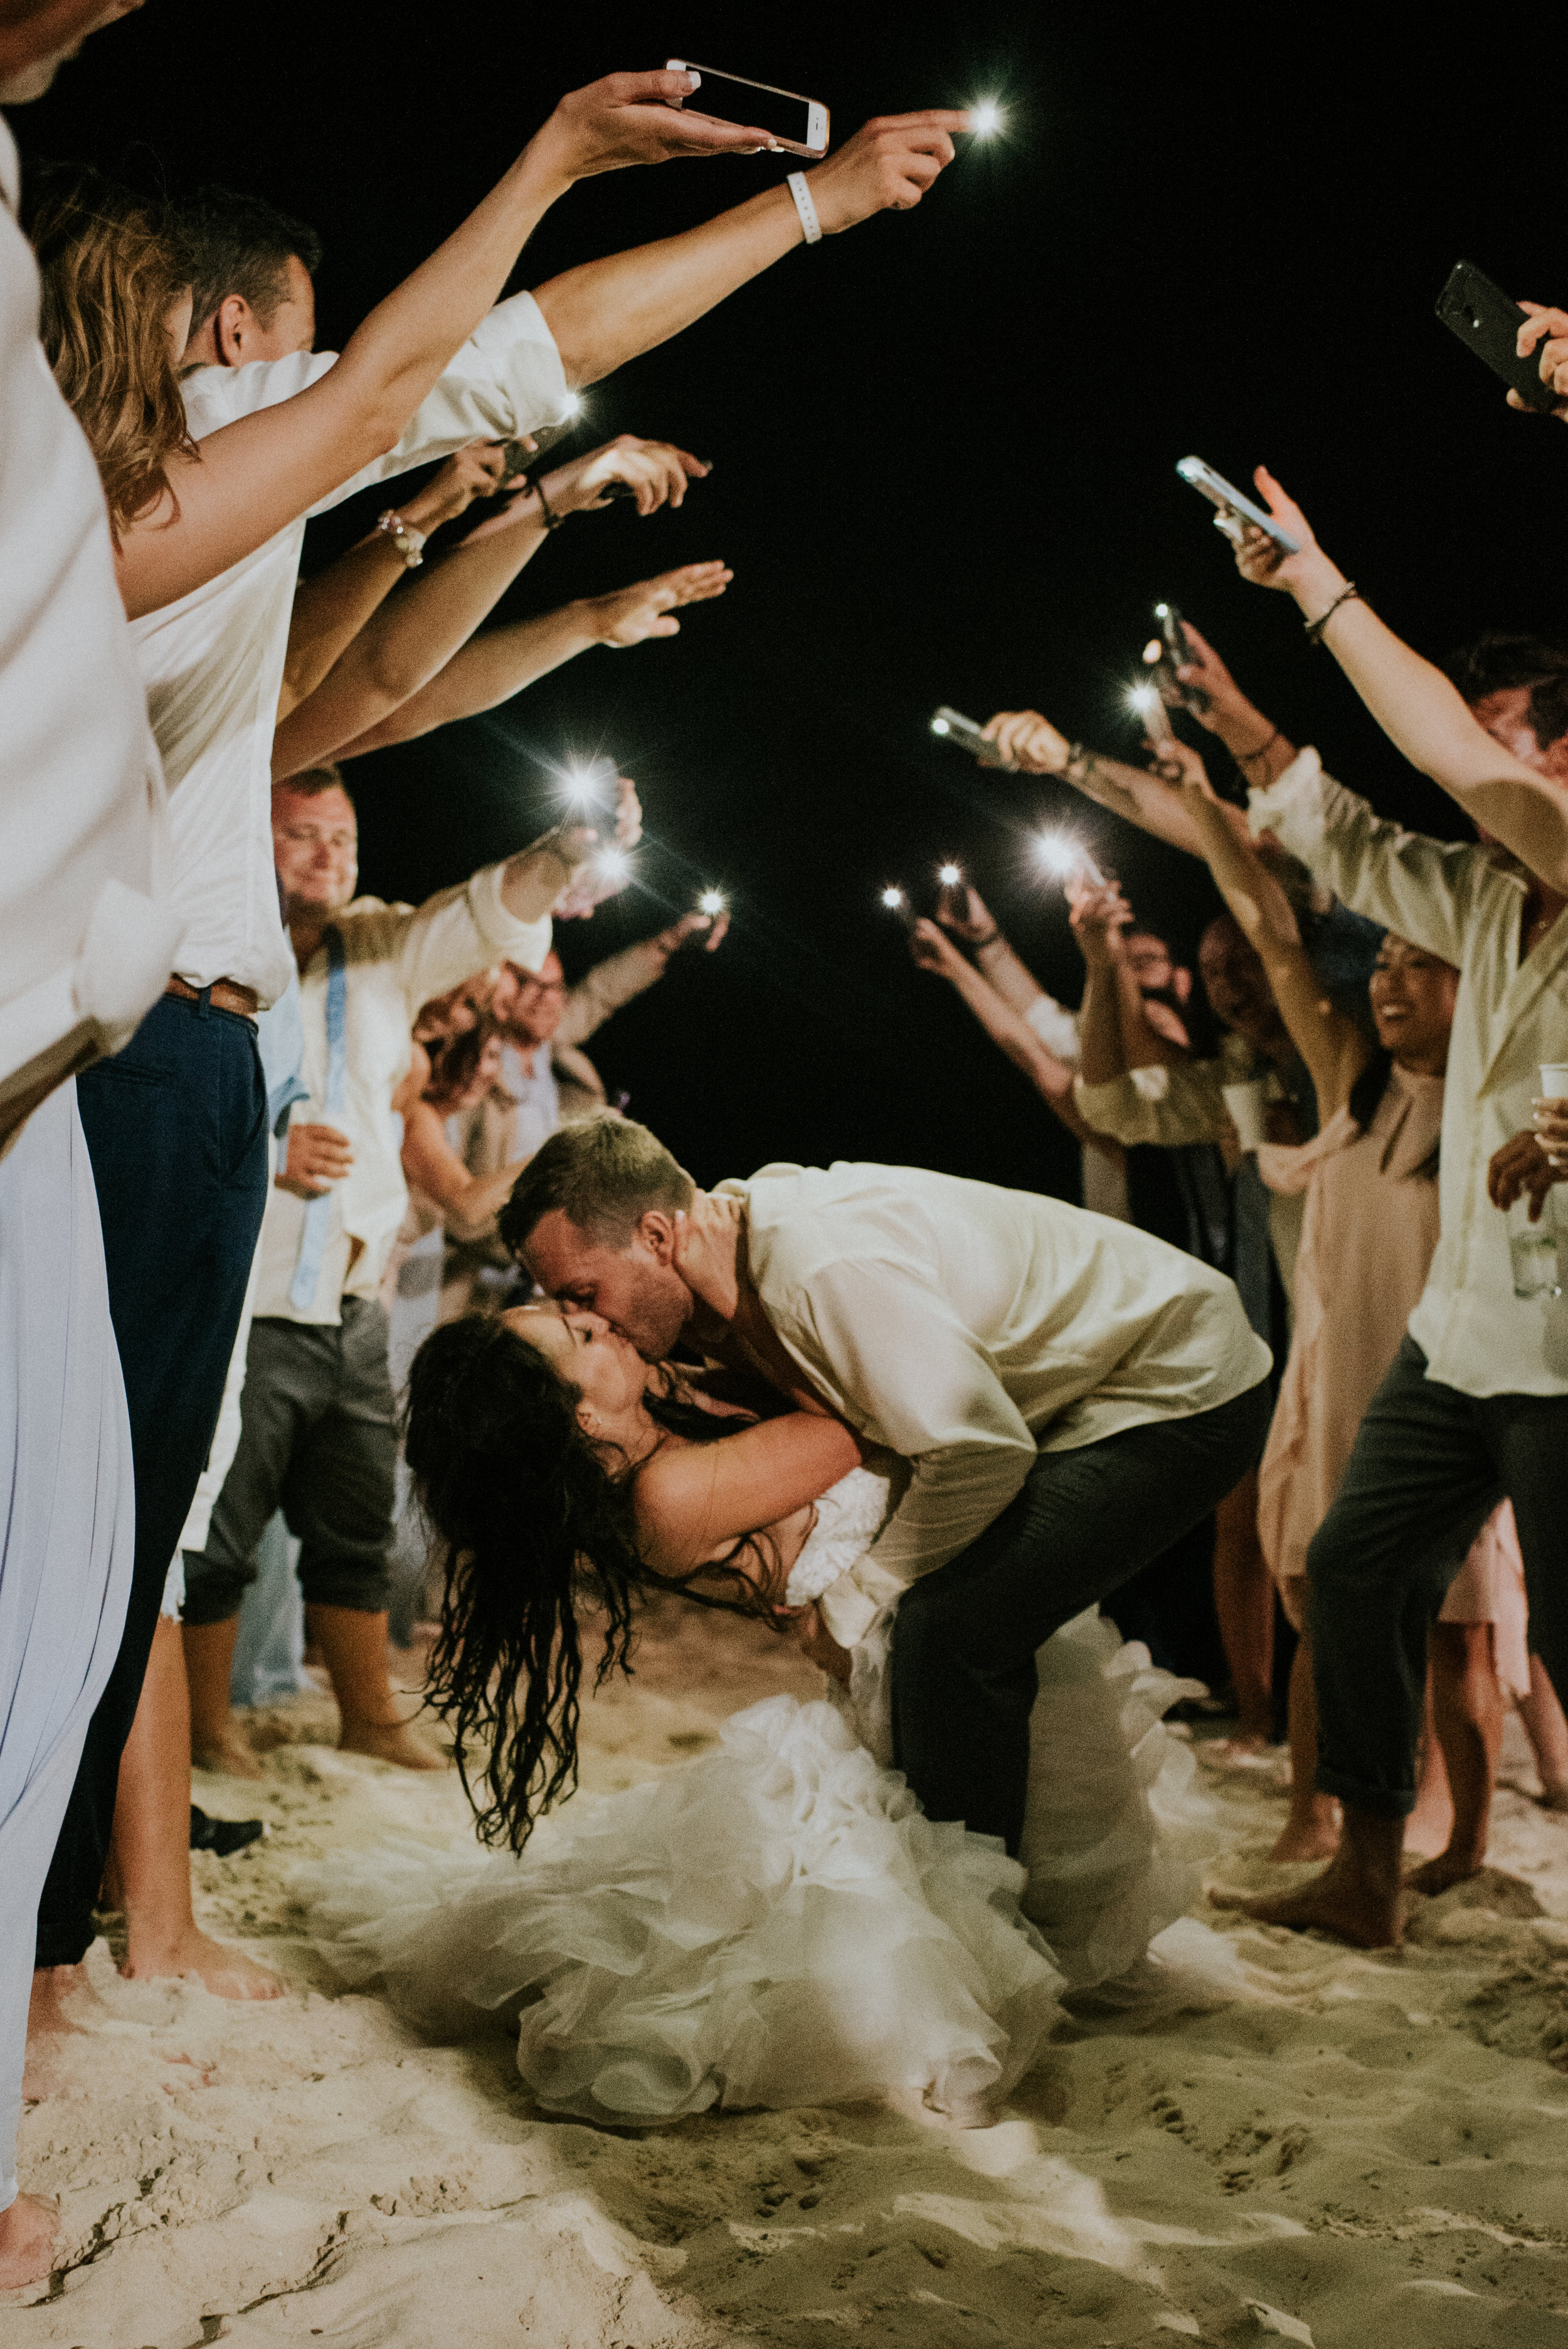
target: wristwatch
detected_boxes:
[376,508,426,569]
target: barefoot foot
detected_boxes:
[1211,1862,1403,1948]
[0,2193,58,2291]
[191,1722,264,1780]
[23,1964,105,2096]
[120,1922,283,2000]
[1268,1813,1341,1865]
[1405,1848,1486,1897]
[338,1719,446,1771]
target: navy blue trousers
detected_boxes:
[34,994,267,1967]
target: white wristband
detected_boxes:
[787,171,822,246]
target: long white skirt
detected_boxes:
[304,1614,1216,2128]
[0,1084,135,2207]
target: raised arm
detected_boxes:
[1224,465,1568,893]
[274,437,709,776]
[401,1098,529,1241]
[114,72,768,617]
[533,111,969,384]
[633,1411,866,1572]
[935,884,1054,1022]
[1161,740,1370,1120]
[278,443,511,721]
[980,708,1254,859]
[908,918,1103,1147]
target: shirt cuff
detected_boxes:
[465,859,554,975]
[818,1575,881,1648]
[1248,745,1327,856]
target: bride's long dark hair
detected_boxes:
[404,1315,765,1852]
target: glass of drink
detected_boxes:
[1509,1192,1561,1300]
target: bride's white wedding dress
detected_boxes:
[302,1465,1218,2127]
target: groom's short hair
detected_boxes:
[499,1114,696,1254]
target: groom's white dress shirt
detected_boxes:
[133,294,568,1012]
[721,1161,1271,1645]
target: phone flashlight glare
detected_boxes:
[970,100,1003,135]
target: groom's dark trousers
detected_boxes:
[891,1378,1272,1853]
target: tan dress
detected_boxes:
[1255,1065,1527,1695]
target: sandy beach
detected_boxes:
[8,1602,1568,2349]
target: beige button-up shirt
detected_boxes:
[253,865,554,1324]
[1248,747,1568,1397]
[720,1160,1271,1644]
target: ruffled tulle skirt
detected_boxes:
[303,1610,1217,2126]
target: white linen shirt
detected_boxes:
[135,294,568,1009]
[252,864,552,1323]
[1248,747,1568,1397]
[0,120,181,1111]
[721,1160,1271,1643]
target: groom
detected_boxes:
[500,1118,1271,1854]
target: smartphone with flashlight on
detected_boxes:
[1435,260,1558,413]
[1176,457,1301,555]
[665,60,829,157]
[1141,602,1209,715]
[930,706,1017,772]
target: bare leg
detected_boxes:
[307,1603,444,1770]
[1208,1471,1275,1752]
[1402,1668,1455,1859]
[1213,1803,1406,1946]
[1518,1653,1568,1809]
[1269,1633,1340,1863]
[0,2193,58,2291]
[182,1615,261,1779]
[106,1616,282,1999]
[22,1962,104,2098]
[1407,1623,1501,1894]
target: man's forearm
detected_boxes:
[1075,953,1130,1084]
[336,601,603,759]
[280,538,410,721]
[534,183,802,384]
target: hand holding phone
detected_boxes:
[665,60,828,157]
[1435,262,1559,413]
[930,706,1017,770]
[1141,602,1210,716]
[1176,458,1301,554]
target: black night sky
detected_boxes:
[19,4,1565,1199]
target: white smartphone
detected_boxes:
[1175,457,1301,555]
[665,60,829,158]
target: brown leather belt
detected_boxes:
[164,974,260,1022]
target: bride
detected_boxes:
[302,1304,1217,2128]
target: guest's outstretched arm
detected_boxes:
[1157,739,1370,1121]
[279,443,514,721]
[979,706,1254,860]
[908,918,1101,1145]
[275,438,711,776]
[401,1100,529,1241]
[533,111,970,384]
[1228,465,1568,893]
[115,72,765,617]
[337,561,729,756]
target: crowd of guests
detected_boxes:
[908,474,1568,1936]
[0,3,972,2284]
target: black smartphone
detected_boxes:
[1435,261,1556,413]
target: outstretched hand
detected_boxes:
[1514,304,1568,421]
[909,915,967,978]
[1067,876,1133,967]
[980,709,1065,774]
[586,561,733,647]
[532,70,773,181]
[552,777,643,919]
[550,433,710,517]
[803,111,972,235]
[937,882,1000,945]
[652,908,730,957]
[402,441,512,534]
[1229,467,1322,592]
[1144,732,1219,802]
